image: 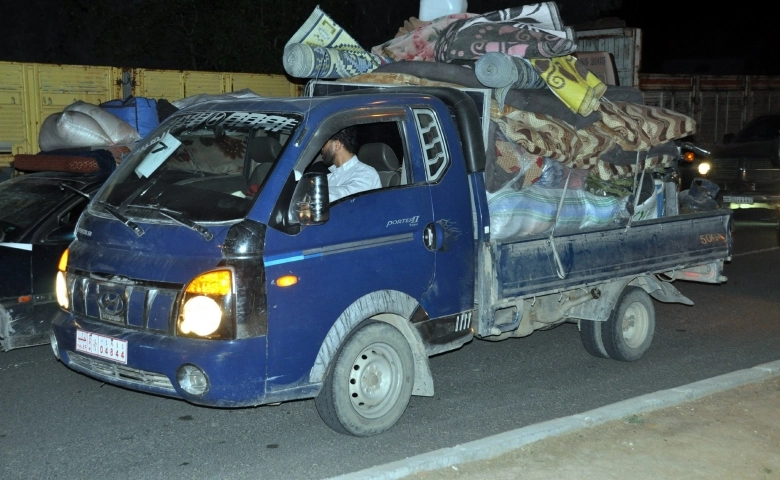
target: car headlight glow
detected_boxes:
[178,269,235,339]
[179,295,222,336]
[56,271,69,309]
[698,162,711,175]
[56,249,70,309]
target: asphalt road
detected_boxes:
[1,209,778,480]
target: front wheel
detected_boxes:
[315,322,414,436]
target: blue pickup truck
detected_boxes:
[50,86,732,436]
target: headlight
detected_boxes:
[698,162,711,175]
[177,269,235,339]
[179,295,222,336]
[56,249,69,309]
[56,272,69,309]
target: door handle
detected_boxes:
[423,222,445,251]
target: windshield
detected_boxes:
[0,176,83,242]
[733,115,780,143]
[95,110,301,223]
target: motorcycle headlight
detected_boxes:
[698,162,711,175]
[178,269,235,339]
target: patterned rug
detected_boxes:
[283,6,382,78]
[371,13,475,63]
[475,52,546,110]
[433,2,577,63]
[492,98,696,181]
[341,69,695,181]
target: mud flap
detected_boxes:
[632,276,694,305]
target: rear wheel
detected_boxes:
[602,287,655,362]
[579,318,609,359]
[315,322,414,436]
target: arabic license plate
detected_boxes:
[76,329,128,364]
[722,195,754,204]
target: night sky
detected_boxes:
[1,1,777,76]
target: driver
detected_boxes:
[321,127,380,202]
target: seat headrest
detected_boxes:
[249,136,282,163]
[357,143,400,171]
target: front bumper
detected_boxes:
[51,310,268,407]
[719,191,780,210]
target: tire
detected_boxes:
[315,322,414,436]
[579,319,609,359]
[601,287,655,362]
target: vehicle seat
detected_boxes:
[357,143,401,187]
[248,137,282,186]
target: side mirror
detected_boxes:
[289,172,329,226]
[722,133,735,144]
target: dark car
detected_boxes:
[682,113,780,209]
[0,171,108,350]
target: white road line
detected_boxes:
[732,246,780,258]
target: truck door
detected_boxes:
[262,114,437,392]
[410,107,476,318]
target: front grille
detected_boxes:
[69,351,175,392]
[67,274,181,333]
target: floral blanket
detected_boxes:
[433,2,577,63]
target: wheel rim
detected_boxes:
[621,301,649,348]
[348,342,404,419]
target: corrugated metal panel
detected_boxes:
[0,62,27,164]
[639,73,780,147]
[133,69,299,100]
[642,90,694,115]
[576,28,641,87]
[182,71,226,97]
[0,62,300,168]
[230,73,300,97]
[750,91,780,117]
[28,63,121,157]
[133,69,187,100]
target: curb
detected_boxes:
[328,359,780,480]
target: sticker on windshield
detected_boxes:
[166,111,300,134]
[135,132,182,178]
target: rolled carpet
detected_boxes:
[283,43,381,79]
[475,52,546,110]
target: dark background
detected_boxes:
[1,0,777,76]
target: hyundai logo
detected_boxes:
[98,290,125,315]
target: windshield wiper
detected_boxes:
[59,181,91,199]
[97,201,144,237]
[128,204,213,241]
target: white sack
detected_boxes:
[39,111,114,151]
[66,101,141,145]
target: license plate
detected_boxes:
[722,195,754,204]
[76,329,128,364]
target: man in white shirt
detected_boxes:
[321,127,381,202]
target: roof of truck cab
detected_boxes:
[174,90,447,116]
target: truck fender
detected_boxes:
[308,290,435,397]
[568,274,693,323]
[629,275,694,305]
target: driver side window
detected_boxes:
[310,120,409,202]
